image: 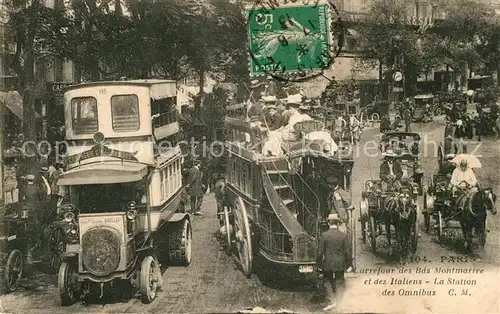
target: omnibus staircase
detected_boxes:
[261,158,320,261]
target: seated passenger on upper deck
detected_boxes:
[285,94,312,130]
[262,96,284,130]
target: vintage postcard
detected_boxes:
[0,0,499,313]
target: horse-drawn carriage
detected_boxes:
[379,132,424,194]
[218,105,356,279]
[413,94,434,122]
[359,179,419,260]
[423,155,497,250]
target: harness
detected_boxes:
[455,189,479,217]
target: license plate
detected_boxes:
[299,265,313,273]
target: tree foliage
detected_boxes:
[356,0,445,83]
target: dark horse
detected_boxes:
[455,186,497,253]
[384,189,417,264]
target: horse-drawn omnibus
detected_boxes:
[217,102,356,278]
[55,80,192,305]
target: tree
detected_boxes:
[356,0,446,96]
[5,0,68,172]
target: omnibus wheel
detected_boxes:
[58,260,80,306]
[140,256,158,304]
[5,249,23,293]
[166,219,192,266]
[233,196,252,278]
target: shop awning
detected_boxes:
[57,162,148,185]
[0,91,42,120]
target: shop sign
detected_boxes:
[47,82,74,97]
[389,15,434,27]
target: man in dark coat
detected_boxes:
[265,104,284,130]
[326,176,353,223]
[439,154,456,177]
[379,150,403,191]
[186,159,205,215]
[317,213,352,311]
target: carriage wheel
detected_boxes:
[47,227,65,273]
[5,249,23,293]
[411,210,419,254]
[359,201,367,243]
[368,214,377,254]
[423,193,431,233]
[233,196,252,278]
[223,206,233,255]
[371,113,380,121]
[437,211,444,244]
[435,107,442,116]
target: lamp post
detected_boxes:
[392,35,404,107]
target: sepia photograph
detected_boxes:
[0,0,499,312]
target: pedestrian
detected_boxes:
[186,159,205,215]
[38,158,52,201]
[50,163,65,202]
[23,174,43,263]
[317,213,352,312]
[326,176,353,224]
[404,106,412,132]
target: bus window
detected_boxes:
[111,95,140,132]
[71,97,98,134]
[151,97,176,128]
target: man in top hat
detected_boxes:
[379,149,403,191]
[326,176,354,224]
[317,213,352,311]
[186,159,205,215]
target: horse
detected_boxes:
[455,186,497,253]
[384,188,417,264]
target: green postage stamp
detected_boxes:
[247,3,333,77]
